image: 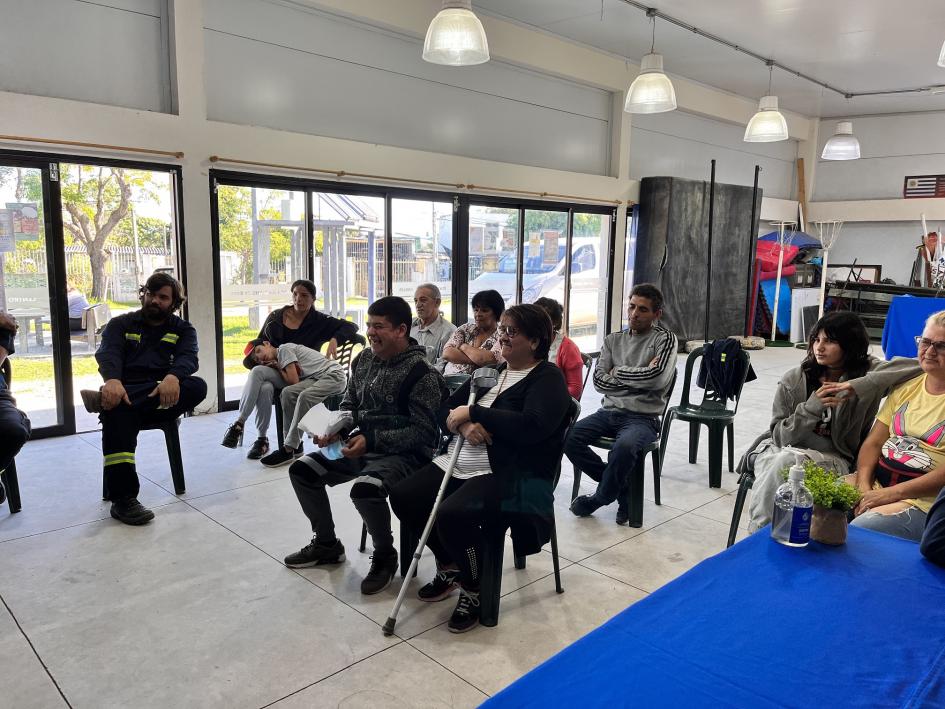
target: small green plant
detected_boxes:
[781,460,860,511]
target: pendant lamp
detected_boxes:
[422,1,490,66]
[744,64,789,142]
[821,121,861,160]
[625,12,676,114]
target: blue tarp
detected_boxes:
[882,294,944,359]
[758,230,821,248]
[760,278,792,335]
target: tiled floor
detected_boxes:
[1,345,810,708]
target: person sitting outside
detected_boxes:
[442,289,504,376]
[0,311,30,506]
[225,339,347,467]
[67,282,90,332]
[410,283,456,371]
[920,486,945,566]
[81,273,207,525]
[238,279,358,460]
[283,296,447,595]
[535,296,584,398]
[846,311,945,542]
[390,303,571,633]
[747,312,920,531]
[565,284,677,525]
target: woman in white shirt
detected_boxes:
[389,303,572,633]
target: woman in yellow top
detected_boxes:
[850,310,945,541]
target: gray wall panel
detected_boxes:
[828,222,932,286]
[0,0,169,112]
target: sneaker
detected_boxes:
[418,566,460,602]
[221,422,244,449]
[246,437,269,460]
[260,445,303,468]
[360,550,398,595]
[570,494,602,518]
[284,538,346,568]
[448,588,481,633]
[80,389,103,414]
[110,498,155,526]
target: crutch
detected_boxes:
[382,366,499,637]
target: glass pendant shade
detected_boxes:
[743,95,789,142]
[422,1,490,66]
[821,121,861,160]
[624,53,677,114]
[938,40,945,68]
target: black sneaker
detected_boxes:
[418,567,460,602]
[246,437,269,460]
[221,422,244,449]
[448,588,481,633]
[260,445,303,468]
[361,550,398,595]
[110,498,155,526]
[570,494,602,518]
[284,538,346,568]
[80,389,103,414]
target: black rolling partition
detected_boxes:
[634,176,762,346]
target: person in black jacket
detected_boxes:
[224,279,358,459]
[82,273,207,525]
[389,303,572,633]
[0,311,30,506]
[921,486,945,566]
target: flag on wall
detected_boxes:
[904,175,945,199]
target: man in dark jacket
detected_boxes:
[921,486,945,566]
[0,311,30,506]
[284,296,447,595]
[82,273,207,525]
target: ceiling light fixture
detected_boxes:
[624,10,676,114]
[821,121,861,160]
[744,62,789,142]
[422,0,490,67]
[939,40,945,68]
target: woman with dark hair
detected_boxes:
[748,311,920,531]
[222,279,358,459]
[535,297,584,398]
[390,303,571,633]
[442,289,505,376]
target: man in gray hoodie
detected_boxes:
[283,296,447,595]
[566,283,677,524]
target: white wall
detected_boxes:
[630,110,798,199]
[0,0,171,113]
[826,222,924,285]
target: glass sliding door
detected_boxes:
[466,205,519,320]
[521,209,568,307]
[391,197,453,320]
[0,159,69,435]
[621,205,638,331]
[216,183,307,405]
[568,211,612,352]
[58,163,182,432]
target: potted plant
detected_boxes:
[796,460,861,545]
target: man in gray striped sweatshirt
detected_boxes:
[566,283,677,524]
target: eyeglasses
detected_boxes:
[497,325,519,338]
[916,336,945,354]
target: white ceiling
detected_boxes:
[472,0,945,118]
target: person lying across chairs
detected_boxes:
[283,296,447,596]
[845,311,945,542]
[565,284,677,524]
[389,303,571,633]
[747,311,920,531]
[81,273,207,525]
[233,339,348,468]
[0,311,30,506]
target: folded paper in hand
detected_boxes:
[297,404,353,437]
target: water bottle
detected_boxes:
[771,463,814,547]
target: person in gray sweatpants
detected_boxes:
[565,283,677,525]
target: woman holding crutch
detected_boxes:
[389,304,572,633]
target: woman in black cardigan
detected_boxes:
[389,303,571,633]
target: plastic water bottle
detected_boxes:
[771,463,813,547]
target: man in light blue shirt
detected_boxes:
[410,283,456,372]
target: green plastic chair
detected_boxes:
[659,344,751,488]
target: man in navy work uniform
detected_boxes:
[565,283,677,524]
[82,272,207,525]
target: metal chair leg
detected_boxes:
[728,472,754,548]
[550,519,563,594]
[1,460,21,513]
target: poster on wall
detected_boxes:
[5,203,40,241]
[0,209,14,253]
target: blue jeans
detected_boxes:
[564,408,659,505]
[851,505,927,543]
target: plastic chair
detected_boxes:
[570,371,677,528]
[1,358,22,513]
[727,467,754,548]
[659,345,751,489]
[581,351,598,394]
[102,417,186,498]
[478,397,580,627]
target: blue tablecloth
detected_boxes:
[882,295,945,359]
[483,527,945,708]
